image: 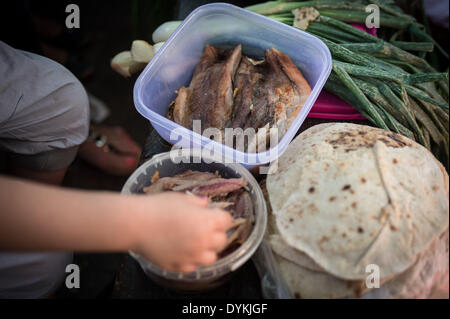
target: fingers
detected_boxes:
[209,232,227,251]
[198,251,217,265]
[177,251,217,273]
[184,194,209,207]
[143,194,235,275]
[168,251,217,273]
[163,192,209,207]
[211,209,233,230]
[178,264,197,273]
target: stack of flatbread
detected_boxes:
[266,123,449,298]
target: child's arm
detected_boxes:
[0,175,231,273]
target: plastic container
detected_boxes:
[133,3,332,168]
[121,150,267,291]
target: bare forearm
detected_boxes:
[0,175,143,252]
[0,175,233,272]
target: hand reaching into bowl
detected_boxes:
[131,192,232,273]
[0,176,232,275]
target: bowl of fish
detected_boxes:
[133,3,331,168]
[121,150,267,291]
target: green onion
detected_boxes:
[340,42,387,53]
[319,10,412,29]
[268,16,294,24]
[318,37,405,73]
[368,0,416,22]
[390,41,434,52]
[351,77,410,127]
[405,72,448,85]
[266,13,294,18]
[375,81,426,144]
[409,23,449,59]
[409,98,446,147]
[418,100,449,143]
[333,65,389,130]
[333,60,403,83]
[324,79,374,122]
[307,23,364,43]
[245,1,303,15]
[307,29,347,43]
[390,84,449,110]
[318,15,382,43]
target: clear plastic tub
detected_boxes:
[121,150,267,291]
[133,3,332,168]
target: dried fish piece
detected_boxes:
[230,56,262,129]
[231,191,254,219]
[219,219,253,254]
[227,217,247,230]
[151,171,160,183]
[142,170,254,258]
[169,44,311,150]
[190,178,247,197]
[143,170,219,194]
[174,45,242,131]
[208,201,234,210]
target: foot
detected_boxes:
[78,125,142,176]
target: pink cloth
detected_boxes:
[308,24,376,120]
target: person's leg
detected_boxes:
[6,146,80,185]
[7,165,67,186]
[0,252,73,299]
[0,41,89,298]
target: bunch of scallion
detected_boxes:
[245,0,449,170]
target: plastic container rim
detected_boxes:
[121,149,268,281]
[133,2,332,166]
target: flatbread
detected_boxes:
[267,123,449,280]
[274,253,367,299]
[368,229,449,299]
[263,179,324,273]
[275,228,449,299]
[269,234,324,272]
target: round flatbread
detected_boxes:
[269,234,324,272]
[371,229,449,299]
[273,253,367,299]
[267,123,449,280]
[273,228,448,299]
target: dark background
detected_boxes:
[1,0,448,298]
